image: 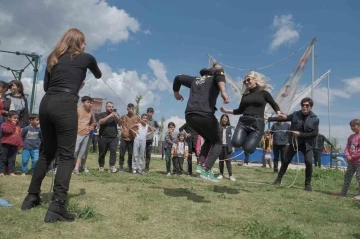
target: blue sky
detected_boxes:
[0,0,359,147]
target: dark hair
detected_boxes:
[141,113,147,118]
[147,107,154,113]
[127,103,135,108]
[300,97,314,107]
[0,81,8,91]
[168,122,175,128]
[105,101,113,106]
[81,95,93,102]
[350,119,360,126]
[220,114,231,127]
[7,110,19,118]
[9,80,25,97]
[29,114,39,120]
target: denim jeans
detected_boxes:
[21,149,39,173]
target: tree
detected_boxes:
[135,94,143,116]
[325,137,342,153]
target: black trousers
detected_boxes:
[98,137,119,167]
[244,153,249,164]
[185,113,222,170]
[219,145,232,176]
[92,135,99,152]
[27,92,78,201]
[313,150,322,167]
[145,140,153,171]
[119,139,134,169]
[172,156,184,175]
[273,144,288,171]
[232,116,265,154]
[0,144,17,174]
[276,144,313,186]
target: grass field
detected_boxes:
[0,154,360,239]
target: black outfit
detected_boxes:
[270,122,290,172]
[22,52,101,222]
[173,68,225,171]
[92,126,99,153]
[97,112,119,168]
[313,134,333,167]
[244,152,249,165]
[119,139,133,170]
[269,110,319,190]
[179,123,199,175]
[145,118,159,172]
[0,144,18,174]
[232,87,280,154]
[219,126,234,177]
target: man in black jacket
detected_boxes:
[270,122,290,172]
[313,134,334,167]
[173,64,229,183]
[268,97,319,191]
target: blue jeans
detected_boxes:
[21,149,39,173]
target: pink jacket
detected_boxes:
[344,133,360,164]
[195,136,204,156]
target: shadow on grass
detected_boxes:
[40,188,86,203]
[352,234,360,239]
[210,185,243,194]
[150,186,210,203]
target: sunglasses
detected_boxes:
[301,103,310,107]
[243,78,252,84]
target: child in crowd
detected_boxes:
[334,119,360,200]
[261,130,273,169]
[171,132,188,176]
[217,114,236,181]
[164,122,176,176]
[130,114,153,174]
[0,111,23,176]
[73,96,96,174]
[21,114,41,175]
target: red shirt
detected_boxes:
[1,121,23,148]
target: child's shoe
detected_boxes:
[217,174,224,180]
[229,176,236,181]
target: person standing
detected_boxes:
[119,103,140,172]
[179,122,198,176]
[313,133,334,167]
[268,97,319,192]
[144,107,159,173]
[92,123,100,153]
[270,121,290,172]
[21,28,102,222]
[97,102,121,173]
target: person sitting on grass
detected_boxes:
[171,132,189,176]
[333,119,360,200]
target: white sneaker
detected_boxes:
[229,176,236,181]
[217,175,224,180]
[132,170,137,174]
[108,166,118,173]
[166,173,171,176]
[99,167,104,172]
[83,167,90,173]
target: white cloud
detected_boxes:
[343,77,360,94]
[269,14,300,52]
[143,29,151,35]
[0,0,141,79]
[147,59,171,91]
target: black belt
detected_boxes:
[47,87,78,97]
[243,114,263,118]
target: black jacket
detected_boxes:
[269,110,319,151]
[314,134,333,151]
[173,68,225,116]
[219,125,234,154]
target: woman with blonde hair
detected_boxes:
[221,71,285,154]
[21,28,102,222]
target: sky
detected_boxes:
[0,0,359,148]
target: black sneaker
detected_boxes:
[272,179,282,185]
[44,199,75,223]
[305,185,312,192]
[21,193,42,210]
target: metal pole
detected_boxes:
[311,43,315,99]
[30,56,39,113]
[327,72,332,168]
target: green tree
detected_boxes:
[325,137,341,153]
[135,94,143,116]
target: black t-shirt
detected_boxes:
[97,112,118,138]
[44,52,102,94]
[233,87,280,117]
[173,68,225,116]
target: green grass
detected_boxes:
[0,154,360,239]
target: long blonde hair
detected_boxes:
[242,71,272,94]
[46,28,85,72]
